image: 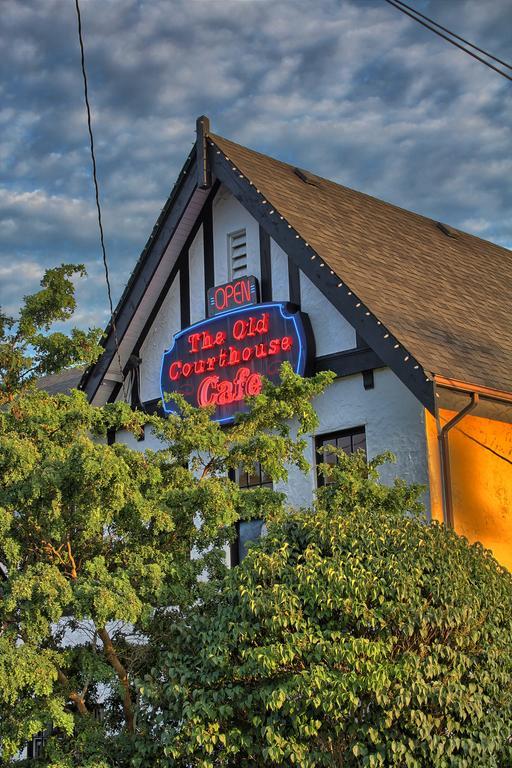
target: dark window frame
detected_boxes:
[229,462,272,566]
[315,426,367,487]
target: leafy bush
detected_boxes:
[142,451,512,767]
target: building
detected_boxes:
[79,116,512,570]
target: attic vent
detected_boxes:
[436,221,457,238]
[293,167,318,186]
[229,229,248,278]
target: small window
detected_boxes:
[228,229,248,279]
[230,462,272,566]
[316,427,366,486]
[27,729,49,759]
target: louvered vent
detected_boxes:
[229,229,248,279]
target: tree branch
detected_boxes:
[57,668,89,716]
[97,626,135,733]
[66,539,78,580]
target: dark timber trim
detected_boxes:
[259,225,272,301]
[180,257,190,329]
[131,250,183,358]
[203,194,215,316]
[362,369,375,390]
[316,348,383,378]
[81,148,198,402]
[208,142,435,413]
[132,182,219,359]
[288,255,301,306]
[196,116,211,189]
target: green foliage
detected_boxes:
[0,267,334,765]
[0,264,102,401]
[142,451,512,767]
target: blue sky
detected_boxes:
[1,0,511,332]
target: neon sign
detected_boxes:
[160,302,313,423]
[207,275,258,317]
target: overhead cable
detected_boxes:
[383,0,512,83]
[74,0,128,397]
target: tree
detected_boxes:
[142,450,512,768]
[0,265,334,766]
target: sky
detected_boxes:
[1,0,511,332]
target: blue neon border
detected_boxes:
[159,302,307,424]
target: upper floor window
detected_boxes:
[230,462,272,566]
[316,426,366,486]
[228,228,248,279]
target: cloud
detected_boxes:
[0,0,511,328]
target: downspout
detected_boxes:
[435,388,479,528]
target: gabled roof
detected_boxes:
[37,367,84,395]
[81,118,512,412]
[210,133,512,396]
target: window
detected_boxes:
[230,462,272,566]
[27,729,49,759]
[228,229,248,279]
[316,426,366,486]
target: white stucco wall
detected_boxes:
[189,224,205,325]
[212,184,260,285]
[274,367,431,515]
[139,276,181,402]
[300,271,356,355]
[117,368,431,518]
[270,239,289,302]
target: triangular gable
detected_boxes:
[82,118,440,411]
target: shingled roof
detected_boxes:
[210,133,512,395]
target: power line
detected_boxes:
[391,0,512,71]
[383,0,512,83]
[74,0,127,397]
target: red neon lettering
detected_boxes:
[281,336,293,351]
[225,284,235,305]
[188,333,201,353]
[246,372,262,396]
[214,286,226,311]
[233,318,246,341]
[169,361,182,380]
[241,346,254,362]
[240,279,251,304]
[197,376,219,406]
[216,380,232,405]
[188,330,226,353]
[182,362,193,378]
[195,368,263,408]
[228,346,240,365]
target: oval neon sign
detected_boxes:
[160,302,313,424]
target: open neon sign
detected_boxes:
[207,275,258,317]
[160,302,313,423]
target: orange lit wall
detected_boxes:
[425,409,512,571]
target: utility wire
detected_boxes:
[383,0,512,83]
[392,0,512,71]
[74,0,128,397]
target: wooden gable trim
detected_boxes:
[131,181,219,359]
[208,139,435,413]
[259,225,272,301]
[80,148,198,402]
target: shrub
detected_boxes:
[142,451,512,767]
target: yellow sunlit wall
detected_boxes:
[425,409,512,571]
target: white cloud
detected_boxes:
[0,0,510,327]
